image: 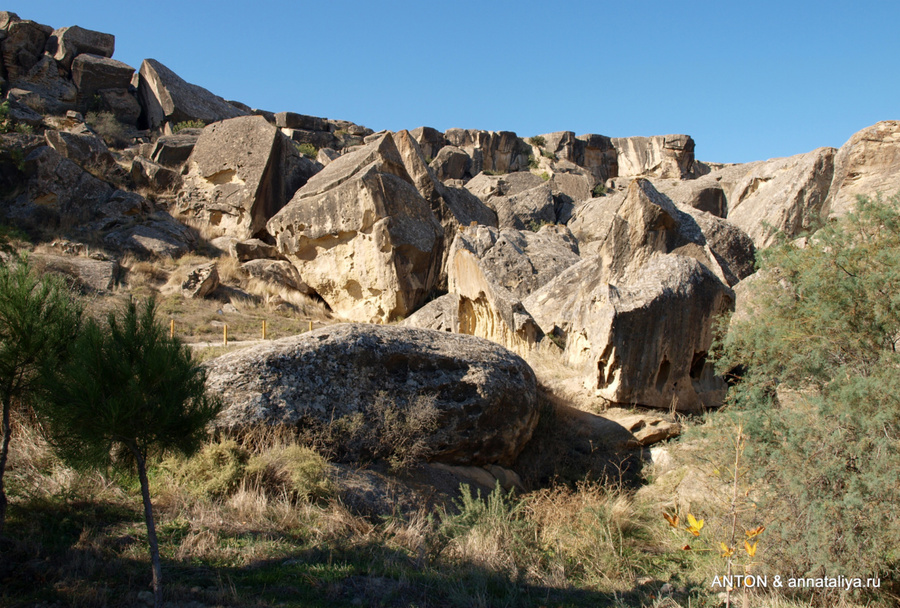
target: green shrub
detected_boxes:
[540,149,558,161]
[246,444,333,502]
[528,135,545,148]
[0,101,34,135]
[591,184,607,197]
[174,439,249,499]
[540,172,550,182]
[294,142,317,159]
[710,193,900,597]
[171,120,205,133]
[527,155,539,170]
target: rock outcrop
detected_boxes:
[137,58,247,130]
[267,133,444,322]
[725,147,835,248]
[444,129,531,176]
[612,135,695,179]
[176,115,310,239]
[206,324,539,467]
[824,121,900,218]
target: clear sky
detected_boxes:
[9,1,898,163]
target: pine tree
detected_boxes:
[38,299,221,608]
[0,257,82,536]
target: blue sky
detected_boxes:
[10,1,899,163]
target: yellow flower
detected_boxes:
[720,542,735,557]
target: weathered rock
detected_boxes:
[206,324,539,467]
[1,19,52,83]
[401,293,460,333]
[464,171,545,203]
[429,145,470,182]
[451,224,580,301]
[410,126,447,161]
[612,134,695,179]
[131,156,180,192]
[726,147,835,248]
[32,252,119,292]
[316,147,340,166]
[444,129,531,175]
[232,238,283,261]
[177,115,301,239]
[137,58,247,130]
[96,88,141,125]
[487,182,557,230]
[241,259,307,292]
[824,121,900,218]
[9,55,77,114]
[549,162,594,206]
[44,128,116,172]
[275,111,328,132]
[606,411,682,448]
[576,133,617,184]
[149,130,200,167]
[45,25,115,71]
[181,262,218,298]
[442,225,583,355]
[524,251,733,412]
[104,213,196,257]
[4,97,43,127]
[649,176,727,218]
[71,54,134,108]
[284,128,336,150]
[267,133,444,322]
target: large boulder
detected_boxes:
[612,134,695,179]
[206,324,539,467]
[1,18,53,83]
[267,133,444,323]
[429,145,470,181]
[524,252,733,412]
[725,147,835,248]
[824,121,900,219]
[8,55,78,114]
[650,176,727,218]
[410,126,447,161]
[137,58,247,130]
[45,25,115,71]
[176,116,304,239]
[70,54,134,109]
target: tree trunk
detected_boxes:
[132,445,163,608]
[0,396,12,537]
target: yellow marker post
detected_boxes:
[262,319,267,340]
[170,319,175,339]
[223,324,228,346]
[308,320,312,332]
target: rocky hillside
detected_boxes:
[3,10,900,479]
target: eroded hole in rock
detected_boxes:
[596,344,615,388]
[205,168,238,185]
[655,359,671,392]
[689,351,707,380]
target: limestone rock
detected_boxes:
[32,252,119,292]
[137,58,247,130]
[464,171,545,203]
[650,176,727,218]
[205,324,539,467]
[9,55,77,114]
[726,147,835,248]
[241,259,307,292]
[316,147,340,166]
[576,133,617,184]
[487,182,557,230]
[429,145,470,181]
[131,156,180,192]
[181,262,219,298]
[612,134,695,179]
[45,25,115,71]
[177,116,300,239]
[524,251,733,412]
[70,54,134,108]
[444,129,531,176]
[824,121,900,218]
[44,128,116,173]
[148,130,200,167]
[96,88,141,125]
[410,126,447,161]
[275,111,329,132]
[1,19,52,83]
[401,293,460,333]
[233,238,283,262]
[440,224,584,355]
[104,213,196,257]
[267,133,444,322]
[606,411,682,448]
